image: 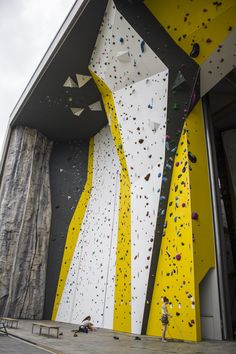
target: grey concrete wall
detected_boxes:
[200,268,222,340]
[44,139,89,319]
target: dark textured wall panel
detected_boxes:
[0,126,52,320]
[44,140,89,319]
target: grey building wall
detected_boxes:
[44,139,89,319]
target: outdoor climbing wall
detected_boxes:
[44,140,89,319]
[144,0,236,95]
[89,0,169,333]
[147,101,217,341]
[113,0,200,333]
[0,126,52,320]
[50,0,230,339]
[55,126,120,329]
[52,138,94,321]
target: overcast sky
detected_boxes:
[0,0,77,157]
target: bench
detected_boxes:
[0,322,8,335]
[0,317,19,329]
[32,322,60,338]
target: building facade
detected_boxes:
[0,0,236,341]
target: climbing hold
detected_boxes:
[148,98,153,109]
[140,40,145,53]
[192,212,199,220]
[63,76,78,88]
[172,71,187,90]
[88,101,102,111]
[173,103,179,111]
[76,74,91,88]
[175,162,179,167]
[182,203,186,207]
[70,107,84,117]
[113,336,119,340]
[176,254,181,261]
[190,43,200,58]
[188,152,197,163]
[119,37,124,43]
[145,173,150,181]
[116,50,131,62]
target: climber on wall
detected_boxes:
[161,297,172,342]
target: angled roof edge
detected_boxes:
[9,0,90,126]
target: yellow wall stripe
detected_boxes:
[52,138,94,320]
[187,101,215,284]
[147,121,197,340]
[90,70,132,333]
[144,0,236,65]
[147,101,216,341]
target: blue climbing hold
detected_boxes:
[141,40,145,53]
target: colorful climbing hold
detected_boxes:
[140,40,145,53]
[188,152,197,163]
[190,43,200,58]
[176,254,181,261]
[192,212,199,220]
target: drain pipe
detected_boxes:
[202,94,233,339]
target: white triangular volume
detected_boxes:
[63,77,78,88]
[70,107,84,117]
[148,119,160,132]
[88,101,102,111]
[116,50,131,63]
[76,74,92,88]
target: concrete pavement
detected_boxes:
[1,320,236,354]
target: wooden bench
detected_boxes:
[0,322,8,335]
[32,322,60,338]
[0,317,18,329]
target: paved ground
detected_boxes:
[1,320,236,354]
[0,336,53,354]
